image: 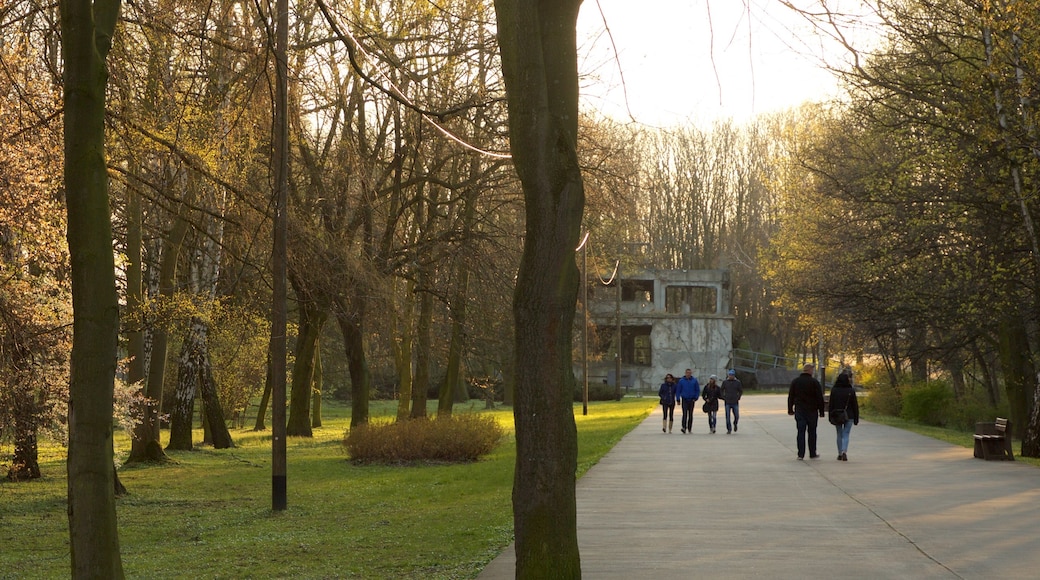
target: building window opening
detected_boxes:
[593,324,653,366]
[665,285,717,315]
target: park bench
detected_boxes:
[973,417,1014,461]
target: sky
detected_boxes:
[575,0,876,127]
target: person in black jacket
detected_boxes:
[701,375,721,434]
[658,374,678,433]
[828,372,859,461]
[788,363,825,459]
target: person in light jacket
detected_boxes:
[828,371,859,461]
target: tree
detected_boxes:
[494,0,584,576]
[59,0,126,575]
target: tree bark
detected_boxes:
[127,209,188,463]
[287,293,328,437]
[411,273,432,420]
[311,342,323,428]
[253,353,272,431]
[335,297,370,427]
[494,0,584,576]
[60,0,126,574]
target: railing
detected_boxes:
[730,349,800,372]
[731,349,848,376]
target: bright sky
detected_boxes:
[576,0,875,127]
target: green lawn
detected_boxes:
[862,411,1040,468]
[0,397,655,579]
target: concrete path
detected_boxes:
[479,394,1040,579]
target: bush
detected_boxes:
[944,389,1007,432]
[344,413,503,464]
[901,381,953,427]
[574,383,620,402]
[862,383,902,417]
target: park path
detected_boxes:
[479,394,1040,579]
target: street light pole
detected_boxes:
[615,260,621,401]
[577,232,590,415]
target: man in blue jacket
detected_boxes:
[676,368,701,434]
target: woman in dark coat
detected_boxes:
[701,375,721,434]
[828,372,859,461]
[658,374,677,433]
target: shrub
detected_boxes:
[344,413,503,464]
[862,383,902,417]
[901,381,953,427]
[574,383,621,402]
[944,389,1007,432]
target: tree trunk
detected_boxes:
[254,354,272,431]
[9,404,41,480]
[287,295,328,437]
[61,0,125,574]
[126,184,146,400]
[311,342,323,428]
[199,341,233,449]
[494,1,584,576]
[336,298,370,427]
[167,318,202,451]
[439,189,478,417]
[998,314,1034,440]
[127,210,188,463]
[411,274,433,420]
[392,279,415,421]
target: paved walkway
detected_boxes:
[479,394,1040,579]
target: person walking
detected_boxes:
[701,375,721,433]
[720,369,743,434]
[658,374,678,433]
[788,363,825,459]
[676,368,701,434]
[828,371,859,460]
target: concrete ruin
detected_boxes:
[578,268,733,394]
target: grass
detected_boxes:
[0,397,655,579]
[862,410,1040,468]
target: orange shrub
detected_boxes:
[344,413,504,464]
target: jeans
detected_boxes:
[725,403,739,432]
[680,398,694,431]
[835,420,853,454]
[794,408,820,458]
[707,409,717,431]
[661,403,675,421]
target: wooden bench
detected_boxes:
[973,418,1015,461]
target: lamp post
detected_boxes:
[615,260,621,401]
[577,232,590,415]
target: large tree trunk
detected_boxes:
[9,397,41,480]
[392,279,415,421]
[311,342,323,428]
[60,0,125,575]
[411,274,433,420]
[998,314,1034,441]
[198,340,234,449]
[494,1,584,576]
[127,210,188,463]
[254,353,272,431]
[335,298,370,427]
[125,185,146,403]
[167,318,201,451]
[287,294,328,437]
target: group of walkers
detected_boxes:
[658,362,861,461]
[658,368,743,435]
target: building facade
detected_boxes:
[579,268,734,393]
